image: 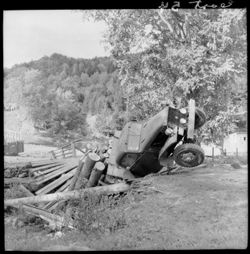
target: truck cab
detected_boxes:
[107,100,206,179]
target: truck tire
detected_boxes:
[194,108,206,129]
[173,143,205,167]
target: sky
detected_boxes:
[3,10,110,68]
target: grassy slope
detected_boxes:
[4,164,248,250]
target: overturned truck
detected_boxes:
[4,99,206,213]
[106,99,206,180]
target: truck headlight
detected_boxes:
[165,128,173,135]
[180,108,187,114]
[180,118,186,124]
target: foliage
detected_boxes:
[4,54,124,138]
[4,10,247,143]
[85,9,247,143]
[69,192,130,234]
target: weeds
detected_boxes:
[68,191,139,235]
[5,183,27,200]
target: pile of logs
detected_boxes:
[4,142,131,229]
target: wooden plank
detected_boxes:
[5,183,131,207]
[34,163,78,186]
[33,164,65,177]
[35,169,76,195]
[29,162,64,173]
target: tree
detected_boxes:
[85,9,247,143]
[72,63,79,76]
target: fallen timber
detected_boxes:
[12,204,74,229]
[29,162,64,174]
[34,162,77,186]
[35,168,76,195]
[42,180,71,210]
[74,152,100,190]
[5,182,131,207]
[5,140,130,229]
[87,161,106,188]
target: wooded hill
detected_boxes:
[4,53,127,139]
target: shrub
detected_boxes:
[69,192,131,235]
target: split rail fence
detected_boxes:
[49,139,90,159]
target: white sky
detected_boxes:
[3,10,109,68]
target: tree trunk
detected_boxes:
[74,153,100,190]
[5,182,131,207]
[86,162,106,188]
[68,156,86,191]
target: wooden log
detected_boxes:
[86,162,106,188]
[5,182,131,207]
[34,163,78,186]
[35,169,76,195]
[42,180,71,210]
[68,157,85,191]
[19,204,74,229]
[74,152,100,190]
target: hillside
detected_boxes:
[4,53,126,141]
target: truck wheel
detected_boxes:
[173,143,205,167]
[194,108,206,129]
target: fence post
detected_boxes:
[50,151,56,159]
[61,148,65,158]
[212,147,214,166]
[71,142,76,157]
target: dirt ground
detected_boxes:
[4,160,248,250]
